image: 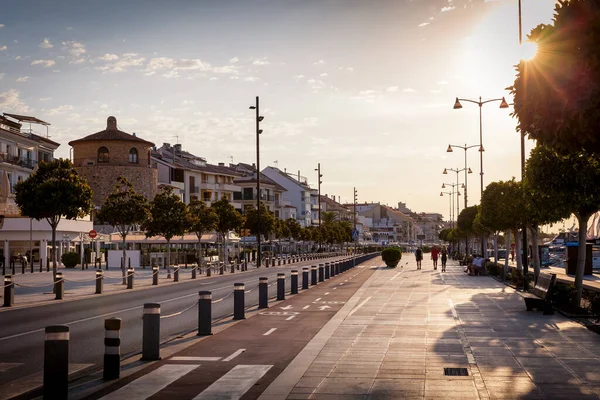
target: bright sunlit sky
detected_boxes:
[0,0,558,221]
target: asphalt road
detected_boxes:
[0,256,347,388]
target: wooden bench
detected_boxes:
[522,273,556,315]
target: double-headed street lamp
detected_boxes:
[443,167,467,215]
[453,96,509,200]
[315,163,323,250]
[446,144,478,208]
[440,190,456,229]
[249,96,264,267]
[441,181,462,220]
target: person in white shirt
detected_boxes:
[467,255,485,276]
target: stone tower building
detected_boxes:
[69,116,158,206]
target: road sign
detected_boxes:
[352,229,359,241]
[88,230,97,239]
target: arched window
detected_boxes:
[97,146,109,163]
[129,148,138,164]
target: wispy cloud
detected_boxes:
[319,73,328,77]
[0,89,30,113]
[229,56,239,64]
[252,58,270,66]
[142,57,238,77]
[0,73,3,80]
[46,104,73,115]
[403,88,416,93]
[62,41,87,63]
[0,24,4,29]
[244,76,259,82]
[313,60,325,65]
[39,97,52,101]
[438,80,449,85]
[430,89,442,94]
[16,76,29,82]
[294,74,305,79]
[418,22,430,27]
[97,53,146,73]
[386,86,399,92]
[98,53,119,61]
[0,46,7,51]
[31,59,56,67]
[39,38,53,49]
[441,6,456,12]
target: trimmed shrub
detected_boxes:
[381,247,402,267]
[61,252,80,268]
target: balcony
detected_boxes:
[0,153,36,170]
[233,192,275,202]
[191,186,200,194]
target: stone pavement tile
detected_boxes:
[314,377,375,395]
[295,376,325,388]
[288,394,368,400]
[479,367,530,378]
[536,383,598,399]
[545,346,596,359]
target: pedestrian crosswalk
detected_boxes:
[100,364,273,400]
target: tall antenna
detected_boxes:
[173,136,179,144]
[230,155,234,164]
[273,160,278,167]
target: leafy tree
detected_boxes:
[14,159,92,274]
[510,0,600,154]
[244,202,277,240]
[143,187,189,278]
[457,205,479,255]
[211,197,243,262]
[97,177,149,284]
[525,145,600,304]
[188,198,218,268]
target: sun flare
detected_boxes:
[520,41,538,61]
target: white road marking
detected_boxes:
[333,287,337,290]
[0,362,23,372]
[170,356,221,362]
[193,365,272,400]
[348,296,372,317]
[100,364,198,400]
[263,328,277,336]
[318,306,331,310]
[286,315,295,321]
[280,305,293,310]
[324,292,330,295]
[340,283,344,286]
[302,305,310,310]
[222,349,246,362]
[390,272,402,281]
[315,297,321,301]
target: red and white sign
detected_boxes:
[88,230,98,239]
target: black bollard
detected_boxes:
[291,270,298,294]
[259,277,269,309]
[96,270,104,294]
[46,257,50,272]
[21,259,24,274]
[325,262,330,280]
[311,265,317,286]
[318,264,324,282]
[277,273,285,301]
[272,257,276,267]
[302,267,309,290]
[198,291,212,336]
[44,325,69,399]
[174,266,179,282]
[103,318,121,380]
[126,267,134,289]
[192,264,197,279]
[278,258,281,266]
[142,303,161,361]
[152,266,159,285]
[55,272,64,300]
[233,283,245,320]
[11,259,15,275]
[3,275,14,307]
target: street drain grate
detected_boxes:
[444,368,468,376]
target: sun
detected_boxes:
[520,41,538,61]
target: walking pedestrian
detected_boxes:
[415,247,423,270]
[431,246,439,270]
[441,246,448,272]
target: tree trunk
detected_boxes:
[166,239,172,279]
[530,225,540,282]
[197,234,202,271]
[574,213,589,307]
[122,235,127,285]
[514,229,522,271]
[493,233,499,263]
[504,230,510,281]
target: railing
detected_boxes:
[0,153,36,170]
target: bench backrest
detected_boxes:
[532,273,556,299]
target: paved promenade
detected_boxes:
[265,258,600,399]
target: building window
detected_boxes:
[98,147,109,163]
[128,148,138,163]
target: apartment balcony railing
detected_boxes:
[0,153,36,170]
[233,192,275,201]
[191,186,200,194]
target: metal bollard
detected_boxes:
[334,261,339,276]
[127,268,134,289]
[302,267,309,290]
[152,266,159,285]
[103,318,121,380]
[318,264,324,282]
[142,303,161,361]
[46,257,50,272]
[291,270,298,294]
[174,266,179,282]
[325,262,330,279]
[55,272,64,300]
[198,291,212,336]
[207,265,212,277]
[259,277,269,309]
[234,283,245,320]
[192,264,197,279]
[278,258,281,266]
[272,257,276,267]
[311,265,318,286]
[231,262,235,273]
[43,325,69,400]
[96,270,104,294]
[277,273,285,301]
[3,275,14,307]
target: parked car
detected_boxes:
[487,249,507,260]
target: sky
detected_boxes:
[0,0,558,222]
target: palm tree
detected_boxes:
[321,211,337,225]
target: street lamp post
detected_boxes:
[446,144,478,208]
[440,190,454,229]
[354,187,358,262]
[315,163,322,250]
[454,96,509,256]
[443,168,467,216]
[249,96,264,267]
